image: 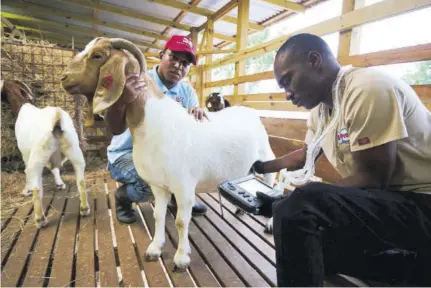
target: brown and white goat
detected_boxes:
[205,92,231,112]
[61,37,276,272]
[1,79,90,228]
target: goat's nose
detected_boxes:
[61,75,67,81]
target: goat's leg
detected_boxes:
[62,141,90,216]
[172,191,194,272]
[21,151,32,196]
[26,151,49,228]
[145,185,171,261]
[51,167,66,190]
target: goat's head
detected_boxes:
[205,92,231,112]
[1,79,35,116]
[61,37,147,124]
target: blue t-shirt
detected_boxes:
[106,65,199,164]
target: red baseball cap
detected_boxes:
[164,35,197,65]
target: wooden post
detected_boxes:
[337,0,363,59]
[190,27,198,86]
[204,18,214,99]
[234,0,250,104]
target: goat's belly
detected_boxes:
[132,152,168,188]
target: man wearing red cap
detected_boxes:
[105,35,208,224]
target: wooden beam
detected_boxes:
[204,0,431,71]
[213,32,235,43]
[224,92,286,102]
[196,48,236,55]
[339,43,431,67]
[1,15,25,38]
[54,0,192,32]
[3,1,170,42]
[412,84,431,100]
[1,12,165,50]
[234,0,250,102]
[211,0,238,22]
[261,0,305,12]
[242,101,307,111]
[205,71,273,88]
[204,19,214,98]
[337,0,355,59]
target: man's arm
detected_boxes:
[335,141,397,189]
[261,144,324,174]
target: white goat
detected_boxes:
[61,37,276,271]
[1,79,90,228]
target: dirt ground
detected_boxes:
[1,154,109,221]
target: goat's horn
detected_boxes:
[109,38,147,74]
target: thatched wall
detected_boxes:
[1,38,90,169]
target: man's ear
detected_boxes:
[93,50,128,114]
[308,51,323,69]
[159,50,164,60]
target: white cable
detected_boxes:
[275,65,352,192]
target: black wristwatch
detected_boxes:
[252,160,265,174]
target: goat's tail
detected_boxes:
[52,107,64,138]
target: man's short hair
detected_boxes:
[276,33,334,60]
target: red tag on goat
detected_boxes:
[358,137,370,146]
[101,75,113,90]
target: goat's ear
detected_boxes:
[93,51,128,114]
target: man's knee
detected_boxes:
[273,182,332,222]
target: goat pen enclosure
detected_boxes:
[1,0,431,287]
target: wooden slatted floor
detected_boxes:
[1,171,367,287]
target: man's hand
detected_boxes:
[187,107,209,121]
[118,73,147,106]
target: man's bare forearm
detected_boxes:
[263,148,307,173]
[105,101,127,135]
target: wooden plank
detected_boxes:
[339,43,431,67]
[164,205,221,287]
[261,0,305,12]
[225,92,286,102]
[198,193,276,265]
[163,206,245,287]
[105,179,145,287]
[130,203,172,287]
[206,193,275,246]
[1,190,56,287]
[1,203,33,265]
[234,0,250,101]
[261,117,308,140]
[74,192,95,287]
[94,182,119,287]
[21,187,69,287]
[413,84,431,99]
[242,101,308,111]
[205,71,274,88]
[192,214,271,286]
[48,191,81,287]
[139,203,196,287]
[211,0,239,22]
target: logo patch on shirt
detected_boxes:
[337,128,350,145]
[358,137,370,146]
[175,96,184,103]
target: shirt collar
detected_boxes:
[151,65,180,95]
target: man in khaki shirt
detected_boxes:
[252,33,431,286]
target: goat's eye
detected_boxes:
[91,53,102,60]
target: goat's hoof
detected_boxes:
[264,217,273,234]
[235,208,245,215]
[35,217,48,229]
[22,189,32,197]
[145,252,161,262]
[80,206,91,216]
[173,253,190,273]
[145,243,162,261]
[56,183,67,190]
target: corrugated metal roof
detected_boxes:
[2,0,314,51]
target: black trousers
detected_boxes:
[272,182,431,287]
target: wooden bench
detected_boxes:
[2,170,374,287]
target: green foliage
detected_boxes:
[401,61,431,85]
